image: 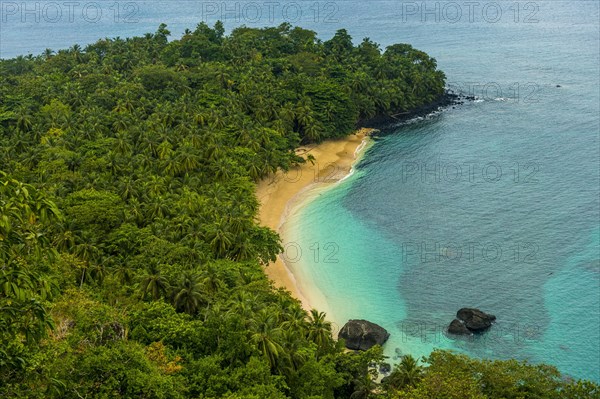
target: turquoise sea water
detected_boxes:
[1,0,598,383]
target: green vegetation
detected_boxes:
[0,22,597,398]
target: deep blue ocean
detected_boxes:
[1,0,599,383]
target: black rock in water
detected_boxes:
[339,319,390,350]
[447,318,472,335]
[456,308,496,332]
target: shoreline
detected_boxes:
[255,128,375,311]
[357,91,465,130]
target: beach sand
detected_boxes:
[255,128,374,310]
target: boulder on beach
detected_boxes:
[339,319,390,351]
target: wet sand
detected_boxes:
[255,128,374,310]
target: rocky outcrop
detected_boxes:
[447,308,496,335]
[457,308,496,331]
[339,319,390,350]
[447,318,471,335]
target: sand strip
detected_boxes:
[255,128,375,310]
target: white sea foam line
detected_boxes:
[277,133,374,319]
[276,251,312,309]
[338,136,372,184]
[354,136,368,156]
[281,134,372,227]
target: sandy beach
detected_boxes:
[255,128,375,310]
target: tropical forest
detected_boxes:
[0,22,598,398]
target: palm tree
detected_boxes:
[350,71,369,92]
[0,176,62,346]
[114,132,132,156]
[143,175,167,198]
[307,309,332,353]
[279,328,306,376]
[249,309,284,371]
[278,104,296,129]
[117,176,139,200]
[43,48,55,60]
[208,110,226,129]
[176,143,200,174]
[69,44,83,62]
[170,214,194,242]
[144,196,171,220]
[139,130,161,158]
[111,262,134,286]
[212,158,234,182]
[350,372,376,399]
[205,221,233,258]
[201,264,225,295]
[156,140,174,160]
[385,355,423,390]
[171,270,204,314]
[226,291,257,325]
[295,100,313,126]
[52,224,75,252]
[15,105,33,133]
[193,111,210,127]
[215,66,232,88]
[302,119,322,142]
[247,161,263,181]
[74,242,100,265]
[75,257,104,288]
[281,307,309,334]
[139,264,169,300]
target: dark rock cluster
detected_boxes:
[447,308,496,336]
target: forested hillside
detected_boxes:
[0,22,597,398]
